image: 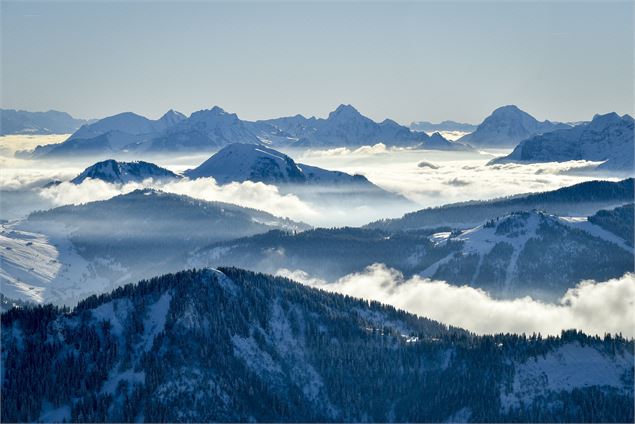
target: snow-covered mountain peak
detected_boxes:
[158,109,186,125]
[429,132,449,143]
[490,104,524,116]
[458,105,570,147]
[327,104,364,120]
[70,159,180,184]
[186,106,243,126]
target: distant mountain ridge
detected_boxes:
[268,104,467,150]
[1,109,95,135]
[29,104,469,158]
[410,120,477,133]
[490,113,634,172]
[71,159,180,184]
[458,105,570,148]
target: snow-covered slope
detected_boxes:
[490,113,634,173]
[2,268,632,422]
[458,105,570,148]
[421,210,633,300]
[71,159,180,184]
[0,224,112,305]
[500,341,633,413]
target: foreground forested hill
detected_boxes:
[2,268,633,422]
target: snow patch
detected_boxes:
[500,342,634,411]
[142,292,172,351]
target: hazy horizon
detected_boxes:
[2,1,633,124]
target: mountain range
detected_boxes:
[64,144,411,209]
[2,267,632,422]
[457,105,571,148]
[410,120,477,133]
[3,179,631,305]
[0,109,95,135]
[490,112,634,172]
[27,105,469,158]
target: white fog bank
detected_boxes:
[277,264,635,337]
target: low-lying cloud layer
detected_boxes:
[1,136,624,226]
[277,264,635,337]
[296,146,618,209]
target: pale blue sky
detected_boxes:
[1,1,633,124]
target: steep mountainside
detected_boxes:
[1,190,308,305]
[367,178,634,231]
[458,105,570,148]
[2,268,632,422]
[71,160,180,184]
[490,113,634,172]
[191,210,633,301]
[0,109,94,135]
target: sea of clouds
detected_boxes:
[0,138,618,227]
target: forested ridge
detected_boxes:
[2,268,633,422]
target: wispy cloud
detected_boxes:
[39,178,320,223]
